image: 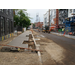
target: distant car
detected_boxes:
[14,30,17,34]
[27,28,30,30]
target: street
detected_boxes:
[34,29,75,64]
[0,9,75,65]
[0,29,75,65]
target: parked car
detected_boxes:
[27,27,30,30]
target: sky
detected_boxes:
[26,9,48,23]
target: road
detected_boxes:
[34,29,75,64]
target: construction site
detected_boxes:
[0,9,75,65]
[0,30,61,65]
[0,29,75,65]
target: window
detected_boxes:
[62,11,64,13]
[10,9,12,14]
[70,9,72,13]
[1,17,5,36]
[70,18,72,21]
[6,19,9,34]
[2,9,3,12]
[11,21,13,32]
[74,9,75,12]
[6,9,8,15]
[54,10,56,18]
[0,9,3,12]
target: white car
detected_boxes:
[14,30,17,34]
[27,28,30,30]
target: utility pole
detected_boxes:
[48,9,50,31]
[48,9,50,26]
[39,17,40,29]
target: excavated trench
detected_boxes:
[23,34,36,52]
[0,34,36,53]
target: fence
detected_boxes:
[56,27,71,34]
[65,27,71,34]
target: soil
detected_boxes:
[33,31,56,65]
[33,30,66,65]
[0,52,40,65]
[0,32,40,65]
[0,30,67,65]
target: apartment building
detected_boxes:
[0,9,14,41]
[50,9,56,26]
[68,9,75,17]
[59,9,68,24]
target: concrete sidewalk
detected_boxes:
[51,32,75,40]
[7,31,32,48]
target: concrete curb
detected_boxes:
[31,31,42,65]
[51,32,75,40]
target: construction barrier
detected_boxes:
[0,33,14,41]
[11,33,14,37]
[7,35,8,39]
[2,36,4,41]
[5,35,7,39]
[10,34,11,37]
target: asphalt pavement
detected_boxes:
[34,29,75,64]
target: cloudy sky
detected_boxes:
[26,9,48,23]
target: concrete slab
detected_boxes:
[7,31,32,48]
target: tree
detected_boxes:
[14,9,31,29]
[33,23,35,28]
[14,14,19,27]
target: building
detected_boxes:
[0,9,14,41]
[29,23,33,29]
[68,9,75,17]
[34,22,38,28]
[43,10,49,27]
[39,22,43,29]
[49,9,59,31]
[35,22,43,29]
[59,9,75,25]
[58,9,68,28]
[44,9,68,31]
[57,9,75,28]
[50,9,56,26]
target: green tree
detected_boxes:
[33,23,35,28]
[14,15,19,27]
[14,9,31,29]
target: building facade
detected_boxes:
[43,13,47,27]
[59,9,68,24]
[43,10,49,27]
[0,9,14,41]
[43,9,75,33]
[68,9,75,17]
[50,9,56,26]
[39,22,43,29]
[35,22,43,29]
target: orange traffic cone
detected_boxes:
[63,31,66,36]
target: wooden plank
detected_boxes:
[0,44,43,52]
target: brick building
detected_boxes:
[0,9,14,41]
[50,9,59,27]
[35,22,43,29]
[39,22,43,29]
